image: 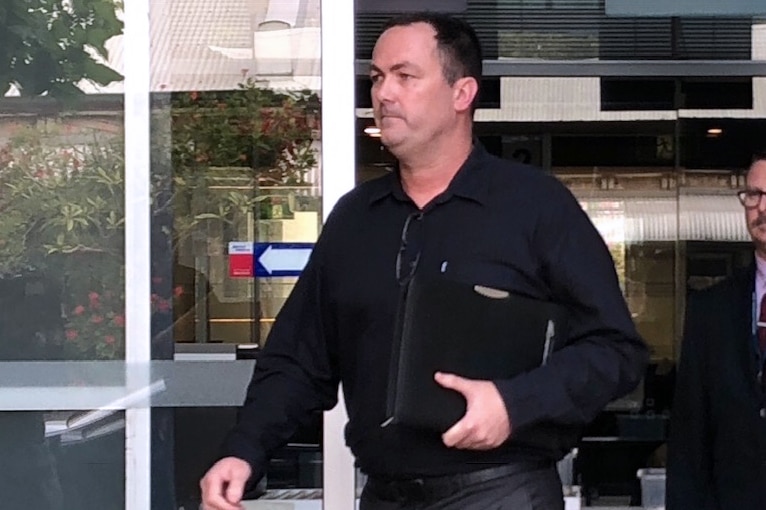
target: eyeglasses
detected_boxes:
[395,212,424,286]
[737,189,766,208]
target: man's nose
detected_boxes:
[372,77,394,103]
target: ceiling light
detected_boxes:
[707,127,723,136]
[364,126,381,137]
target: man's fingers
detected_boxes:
[201,480,242,510]
[224,476,247,506]
[200,457,252,510]
[443,418,498,450]
[434,372,471,395]
[442,425,461,448]
[442,417,471,448]
[439,380,511,451]
[201,473,240,510]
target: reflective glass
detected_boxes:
[149,0,324,506]
[0,409,125,510]
[0,1,127,507]
[355,16,766,504]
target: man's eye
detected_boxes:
[370,75,381,83]
[748,191,762,198]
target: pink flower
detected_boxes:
[104,335,116,345]
[173,285,184,298]
[113,315,125,327]
[73,305,86,316]
[65,330,79,341]
[91,315,104,324]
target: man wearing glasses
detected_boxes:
[202,12,647,510]
[667,153,766,510]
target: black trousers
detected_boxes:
[360,463,564,510]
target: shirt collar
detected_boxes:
[756,252,766,289]
[368,141,491,206]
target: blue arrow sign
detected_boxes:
[255,242,314,277]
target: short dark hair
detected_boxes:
[382,12,483,113]
[742,151,766,179]
[752,151,766,166]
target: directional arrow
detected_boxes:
[255,242,314,277]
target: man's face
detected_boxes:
[369,23,460,158]
[745,160,766,256]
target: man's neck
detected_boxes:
[399,136,473,209]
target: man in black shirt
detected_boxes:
[201,12,647,510]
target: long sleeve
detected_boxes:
[219,234,340,480]
[666,291,716,510]
[495,183,648,433]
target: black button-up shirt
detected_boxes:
[222,143,648,479]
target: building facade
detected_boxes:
[0,1,763,508]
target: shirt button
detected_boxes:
[760,408,766,419]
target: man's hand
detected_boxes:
[435,372,512,450]
[200,457,253,510]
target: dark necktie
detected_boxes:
[758,294,766,388]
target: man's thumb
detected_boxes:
[435,372,467,392]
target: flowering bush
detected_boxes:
[61,284,184,359]
[64,290,125,359]
[0,129,127,359]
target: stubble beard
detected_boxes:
[751,220,766,258]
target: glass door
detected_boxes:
[147,0,356,508]
[0,0,358,508]
[0,2,131,508]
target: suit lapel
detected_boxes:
[732,265,759,388]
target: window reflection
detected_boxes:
[0,408,127,510]
[166,86,321,345]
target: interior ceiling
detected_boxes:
[357,118,766,136]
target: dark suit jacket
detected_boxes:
[667,263,766,510]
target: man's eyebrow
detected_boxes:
[369,61,419,74]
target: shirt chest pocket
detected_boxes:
[443,259,546,298]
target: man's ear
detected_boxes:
[452,76,479,113]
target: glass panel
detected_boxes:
[356,61,764,504]
[0,116,126,361]
[153,1,323,348]
[0,409,126,509]
[149,0,324,506]
[354,7,766,510]
[0,0,127,507]
[355,1,754,61]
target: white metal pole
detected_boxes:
[123,0,153,507]
[320,0,357,508]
